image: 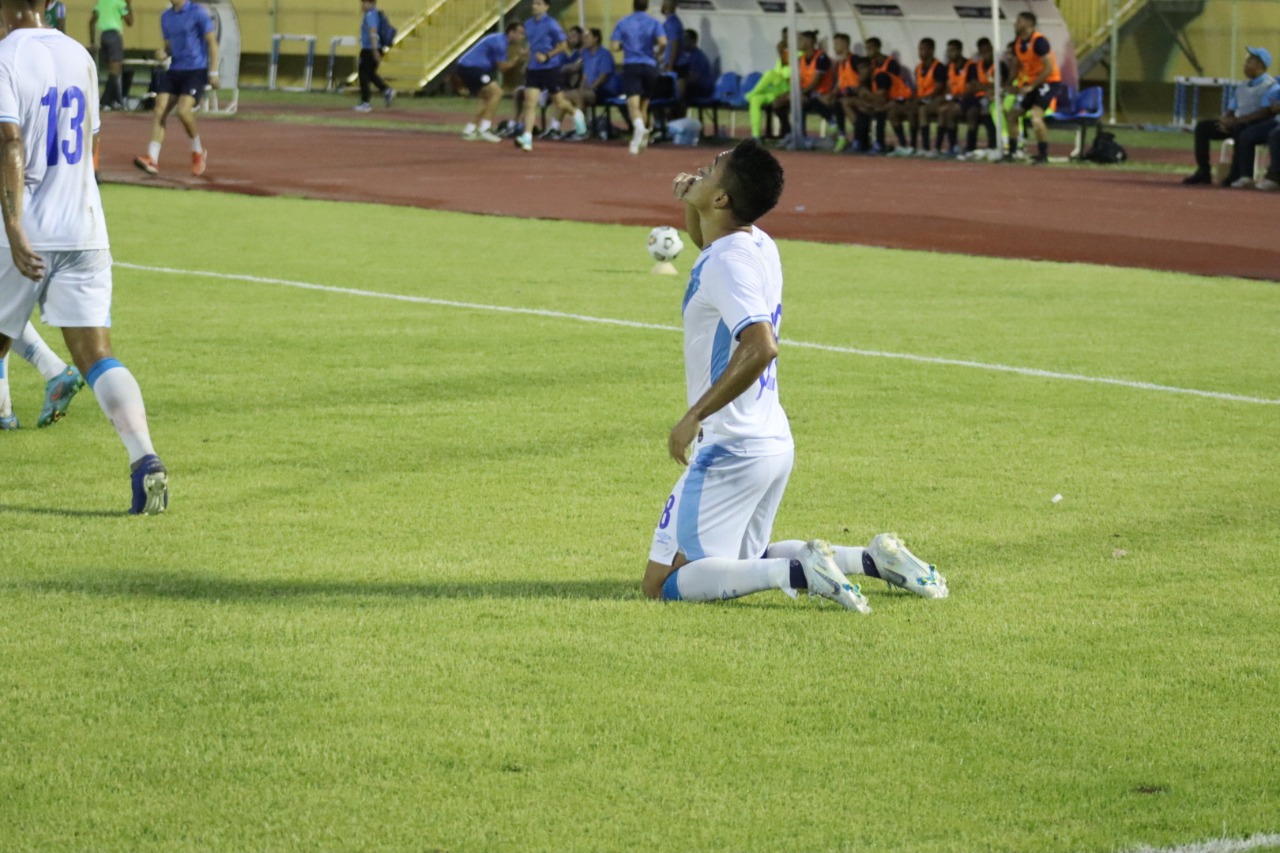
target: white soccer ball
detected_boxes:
[647,226,684,263]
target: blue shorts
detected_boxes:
[157,67,208,99]
[524,67,562,93]
[458,65,495,95]
[622,63,659,98]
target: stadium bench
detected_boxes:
[1045,85,1104,159]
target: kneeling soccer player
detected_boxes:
[641,139,948,610]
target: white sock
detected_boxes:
[766,540,868,576]
[463,122,477,134]
[478,119,491,132]
[633,117,645,133]
[14,321,67,381]
[148,141,161,162]
[191,135,202,153]
[0,352,11,417]
[664,557,792,601]
[573,108,585,124]
[88,359,155,465]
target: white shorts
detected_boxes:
[648,443,794,565]
[0,249,113,338]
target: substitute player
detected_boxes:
[512,0,582,152]
[611,0,666,155]
[643,139,948,609]
[0,0,169,513]
[458,22,527,142]
[132,0,218,177]
[1006,11,1060,163]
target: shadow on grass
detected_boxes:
[5,572,642,602]
[0,504,123,518]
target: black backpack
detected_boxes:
[1084,128,1127,164]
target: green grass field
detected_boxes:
[2,186,1278,853]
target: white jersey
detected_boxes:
[0,28,108,251]
[681,226,792,456]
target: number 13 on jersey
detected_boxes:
[39,85,86,166]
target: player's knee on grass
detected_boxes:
[642,556,685,600]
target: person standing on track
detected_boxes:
[89,0,131,110]
[132,0,218,177]
[1005,12,1060,164]
[611,0,667,155]
[513,0,582,152]
[354,0,395,113]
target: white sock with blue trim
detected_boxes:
[0,352,11,417]
[766,540,867,576]
[14,321,67,381]
[661,557,792,602]
[87,357,155,464]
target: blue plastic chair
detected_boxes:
[688,72,737,138]
[1072,86,1104,120]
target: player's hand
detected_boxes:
[208,72,221,89]
[672,172,699,201]
[154,48,167,61]
[535,52,547,63]
[668,411,700,465]
[9,234,46,283]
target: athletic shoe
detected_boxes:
[563,131,588,142]
[833,136,849,153]
[192,148,207,177]
[889,145,914,157]
[462,129,480,141]
[798,539,871,613]
[37,366,84,428]
[384,88,396,107]
[538,127,561,141]
[478,130,503,143]
[129,454,169,516]
[629,125,650,155]
[1256,177,1280,191]
[1031,153,1049,165]
[864,533,948,599]
[1229,177,1254,189]
[1182,170,1212,185]
[354,102,373,113]
[573,112,587,137]
[133,155,159,175]
[0,414,17,430]
[515,132,533,152]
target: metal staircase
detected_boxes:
[346,0,524,91]
[1060,0,1207,77]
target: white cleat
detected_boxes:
[799,539,871,613]
[864,533,948,599]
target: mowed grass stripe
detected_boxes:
[116,261,1280,406]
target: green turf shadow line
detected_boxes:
[0,504,126,518]
[6,574,642,602]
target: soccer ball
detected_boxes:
[647,226,684,263]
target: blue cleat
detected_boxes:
[37,367,85,428]
[129,454,169,515]
[0,413,18,430]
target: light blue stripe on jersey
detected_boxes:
[732,314,771,339]
[709,320,731,384]
[676,444,733,561]
[0,116,19,124]
[682,258,706,312]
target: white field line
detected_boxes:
[1124,832,1280,853]
[117,262,1280,407]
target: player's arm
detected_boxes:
[206,27,220,88]
[0,123,44,283]
[668,322,778,464]
[654,33,667,62]
[665,30,681,71]
[671,172,703,248]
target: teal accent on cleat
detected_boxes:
[0,413,18,430]
[37,366,85,428]
[866,533,949,599]
[799,539,871,613]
